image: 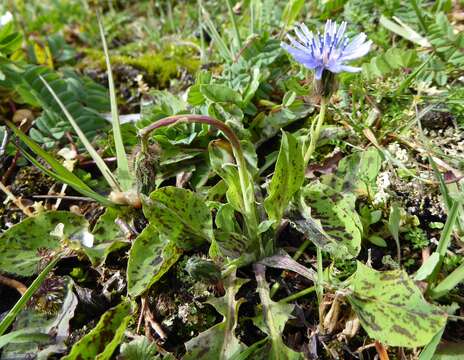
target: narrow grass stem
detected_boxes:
[98,16,132,191]
[225,0,242,48]
[429,201,460,284]
[270,238,311,298]
[249,1,255,34]
[0,254,62,336]
[279,286,316,303]
[139,115,258,244]
[316,247,324,325]
[304,97,328,166]
[197,0,206,63]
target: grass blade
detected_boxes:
[201,7,233,62]
[39,75,121,192]
[225,0,242,48]
[0,255,61,336]
[7,121,114,206]
[436,201,460,257]
[21,150,113,206]
[98,16,133,191]
[431,262,464,299]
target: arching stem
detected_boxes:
[139,115,259,246]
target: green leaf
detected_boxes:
[293,183,362,260]
[0,211,87,276]
[430,262,464,299]
[84,208,129,266]
[143,187,213,249]
[98,17,133,191]
[348,262,447,348]
[362,48,419,80]
[414,253,440,281]
[62,301,132,360]
[282,0,305,30]
[264,131,304,227]
[127,224,182,297]
[7,121,113,206]
[0,64,109,148]
[418,327,444,360]
[200,84,242,105]
[388,204,402,261]
[380,16,430,47]
[184,271,248,360]
[253,264,302,360]
[368,235,388,247]
[330,147,383,196]
[209,140,245,213]
[119,336,161,360]
[0,278,77,358]
[40,76,121,192]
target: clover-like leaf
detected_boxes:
[348,262,447,347]
[119,336,161,360]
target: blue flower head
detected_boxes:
[281,20,372,80]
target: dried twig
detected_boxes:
[141,296,167,340]
[0,181,33,217]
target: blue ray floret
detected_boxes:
[281,20,372,80]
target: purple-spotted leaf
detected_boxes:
[208,140,245,214]
[0,211,87,276]
[143,187,214,249]
[62,301,132,360]
[264,131,304,228]
[292,182,362,259]
[184,271,247,360]
[127,224,182,297]
[348,262,447,347]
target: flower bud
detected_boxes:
[314,70,337,99]
[133,143,160,195]
[185,257,222,284]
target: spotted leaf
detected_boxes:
[0,211,87,276]
[252,264,302,360]
[62,301,132,360]
[143,186,214,249]
[348,262,447,347]
[264,131,304,228]
[291,182,362,259]
[127,224,182,297]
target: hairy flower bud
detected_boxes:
[132,143,160,195]
[185,257,222,284]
